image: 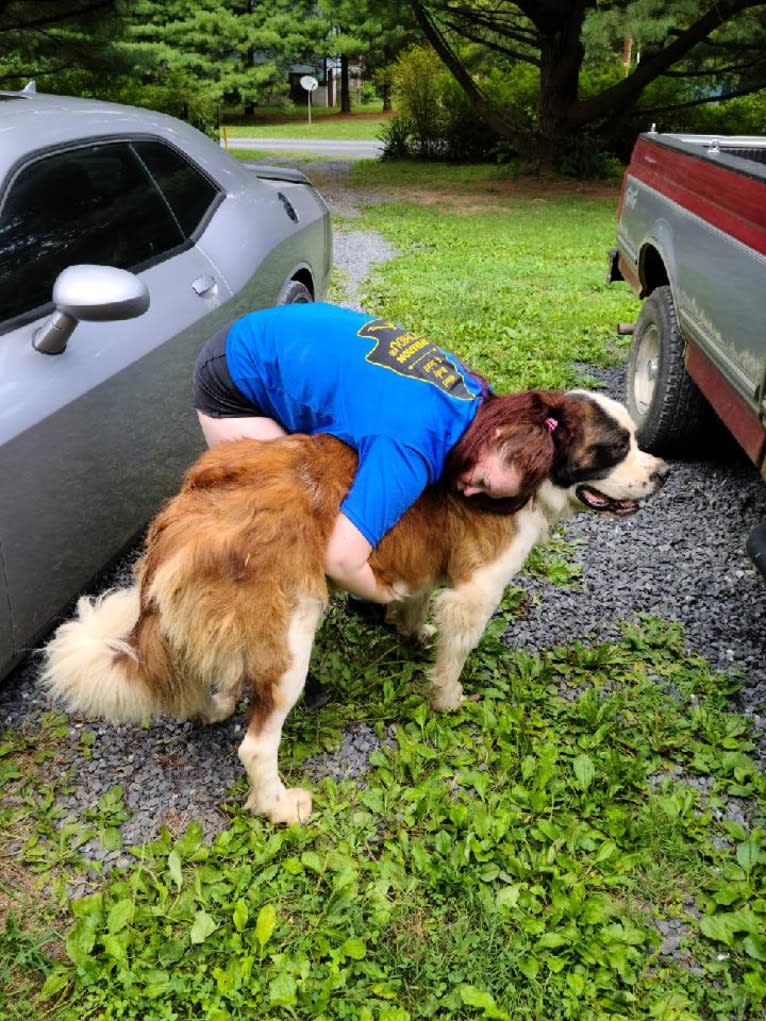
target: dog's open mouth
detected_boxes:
[576,485,640,517]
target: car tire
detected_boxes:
[280,280,313,305]
[625,285,711,454]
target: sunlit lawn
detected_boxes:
[223,103,389,141]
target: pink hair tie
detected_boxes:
[544,417,558,433]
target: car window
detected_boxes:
[132,140,220,237]
[0,142,185,325]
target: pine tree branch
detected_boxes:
[0,0,118,34]
[572,0,766,126]
[636,80,766,115]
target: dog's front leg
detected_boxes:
[238,597,322,825]
[427,583,503,711]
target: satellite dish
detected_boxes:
[300,75,318,93]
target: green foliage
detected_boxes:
[7,615,765,1020]
[379,114,413,160]
[0,0,128,93]
[631,76,766,137]
[407,1,766,168]
[319,0,419,82]
[558,129,626,180]
[380,46,498,162]
[383,46,449,159]
[0,913,57,1018]
[111,0,330,132]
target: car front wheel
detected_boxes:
[625,284,711,454]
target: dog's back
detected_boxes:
[149,432,526,606]
[143,432,355,601]
[129,436,355,701]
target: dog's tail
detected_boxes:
[40,586,162,723]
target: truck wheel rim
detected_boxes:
[634,324,660,415]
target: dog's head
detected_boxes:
[541,390,668,518]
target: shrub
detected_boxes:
[107,72,220,138]
[389,45,447,158]
[378,113,414,160]
[558,129,625,179]
[623,77,766,142]
[381,45,500,161]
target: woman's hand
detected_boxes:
[324,514,395,603]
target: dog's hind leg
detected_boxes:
[238,596,322,825]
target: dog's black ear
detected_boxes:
[545,395,586,487]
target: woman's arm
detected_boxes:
[324,513,396,603]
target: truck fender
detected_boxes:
[638,221,677,301]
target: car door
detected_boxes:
[0,550,12,670]
[0,139,235,670]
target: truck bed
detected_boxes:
[649,133,766,178]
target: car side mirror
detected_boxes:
[33,264,151,355]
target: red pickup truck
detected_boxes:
[607,130,766,577]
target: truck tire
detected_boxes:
[625,285,711,454]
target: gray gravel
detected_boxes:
[2,158,765,869]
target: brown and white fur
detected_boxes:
[41,391,668,825]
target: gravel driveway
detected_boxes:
[2,159,764,884]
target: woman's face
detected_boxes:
[453,447,523,499]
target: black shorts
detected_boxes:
[192,325,266,419]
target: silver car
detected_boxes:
[0,87,332,678]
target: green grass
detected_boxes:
[225,99,385,122]
[223,110,388,141]
[230,147,351,162]
[321,159,636,392]
[5,612,764,1020]
[2,162,765,1020]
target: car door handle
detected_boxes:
[192,274,217,296]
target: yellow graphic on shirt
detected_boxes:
[358,319,475,400]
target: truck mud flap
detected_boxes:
[746,521,766,580]
[606,247,623,284]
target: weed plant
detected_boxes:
[1,165,764,1020]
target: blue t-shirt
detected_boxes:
[225,303,485,545]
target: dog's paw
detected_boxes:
[198,691,237,725]
[246,786,313,825]
[429,683,464,712]
[269,787,313,825]
[418,622,437,646]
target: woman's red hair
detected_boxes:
[442,390,582,513]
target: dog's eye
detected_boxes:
[590,440,629,464]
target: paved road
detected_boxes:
[224,137,384,158]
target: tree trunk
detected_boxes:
[535,1,587,168]
[381,81,392,112]
[340,54,351,113]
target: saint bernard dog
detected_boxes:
[41,390,668,825]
